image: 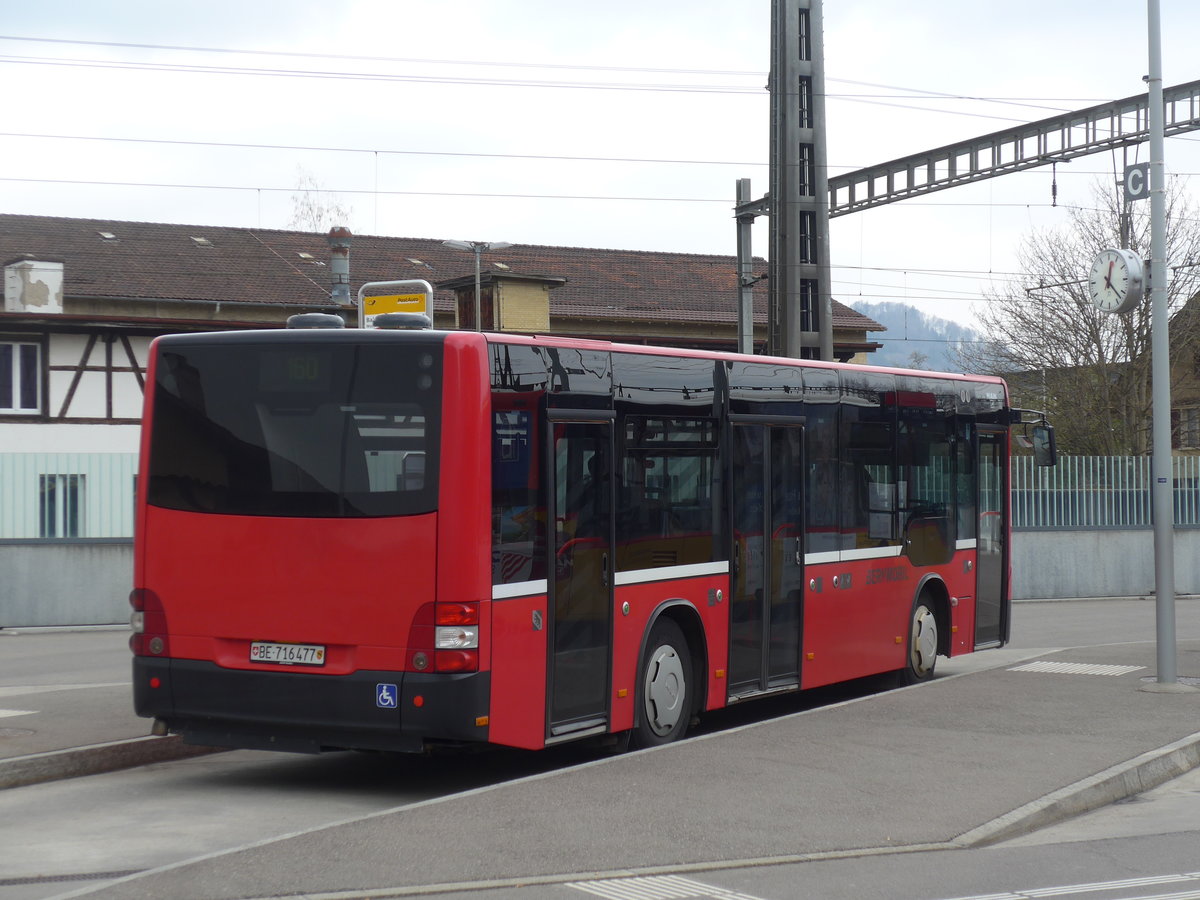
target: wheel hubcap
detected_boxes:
[911,606,937,676]
[645,645,685,735]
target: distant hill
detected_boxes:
[854,301,984,372]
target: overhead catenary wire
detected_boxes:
[0,52,1111,126]
[0,34,1130,124]
[0,33,1116,106]
[9,130,1195,178]
[0,131,769,168]
[0,175,1139,220]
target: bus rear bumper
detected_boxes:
[133,658,491,754]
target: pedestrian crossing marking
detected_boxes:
[941,869,1200,900]
[0,709,36,719]
[566,874,767,900]
[1007,661,1146,677]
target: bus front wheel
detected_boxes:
[632,618,692,748]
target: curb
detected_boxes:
[953,729,1200,847]
[0,735,224,790]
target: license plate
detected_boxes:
[250,641,326,666]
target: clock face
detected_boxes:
[1088,248,1144,314]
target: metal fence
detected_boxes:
[2,452,1198,539]
[1012,454,1200,530]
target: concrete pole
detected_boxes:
[809,0,833,362]
[736,178,756,355]
[1143,0,1192,692]
[473,246,483,333]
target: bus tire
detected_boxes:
[898,594,939,685]
[632,618,692,749]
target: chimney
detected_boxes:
[4,257,64,314]
[326,227,352,307]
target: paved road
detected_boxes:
[62,645,1200,898]
[2,600,1199,900]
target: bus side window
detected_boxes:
[616,416,717,571]
[804,405,839,555]
[490,403,546,585]
[841,414,899,548]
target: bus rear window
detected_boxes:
[147,339,441,517]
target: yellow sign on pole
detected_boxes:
[362,293,428,326]
[357,280,434,328]
[364,293,427,314]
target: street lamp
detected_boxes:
[442,239,513,331]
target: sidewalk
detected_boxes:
[0,627,218,789]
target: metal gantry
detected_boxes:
[827,79,1200,218]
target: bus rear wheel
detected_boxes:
[898,595,939,685]
[632,618,692,748]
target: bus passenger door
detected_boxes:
[975,430,1008,647]
[728,421,805,696]
[547,417,614,739]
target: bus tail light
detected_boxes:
[435,625,480,649]
[129,588,170,657]
[435,650,478,672]
[435,602,479,627]
[433,602,479,672]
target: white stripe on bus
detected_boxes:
[492,580,548,600]
[839,546,904,562]
[494,542,981,598]
[804,550,840,565]
[613,560,729,587]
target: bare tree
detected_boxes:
[288,168,354,233]
[959,178,1200,455]
[906,350,929,370]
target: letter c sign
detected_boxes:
[1124,163,1151,202]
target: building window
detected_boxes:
[0,341,40,413]
[40,474,85,538]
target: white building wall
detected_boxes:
[45,332,152,422]
[47,332,91,366]
[113,368,147,419]
[0,332,151,452]
[0,423,140,453]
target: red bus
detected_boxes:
[131,319,1053,754]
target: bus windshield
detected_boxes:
[147,337,442,517]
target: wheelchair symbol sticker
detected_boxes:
[376,683,398,708]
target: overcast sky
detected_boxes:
[4,0,1200,330]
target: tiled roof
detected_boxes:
[0,213,883,332]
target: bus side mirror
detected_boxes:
[1031,423,1057,467]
